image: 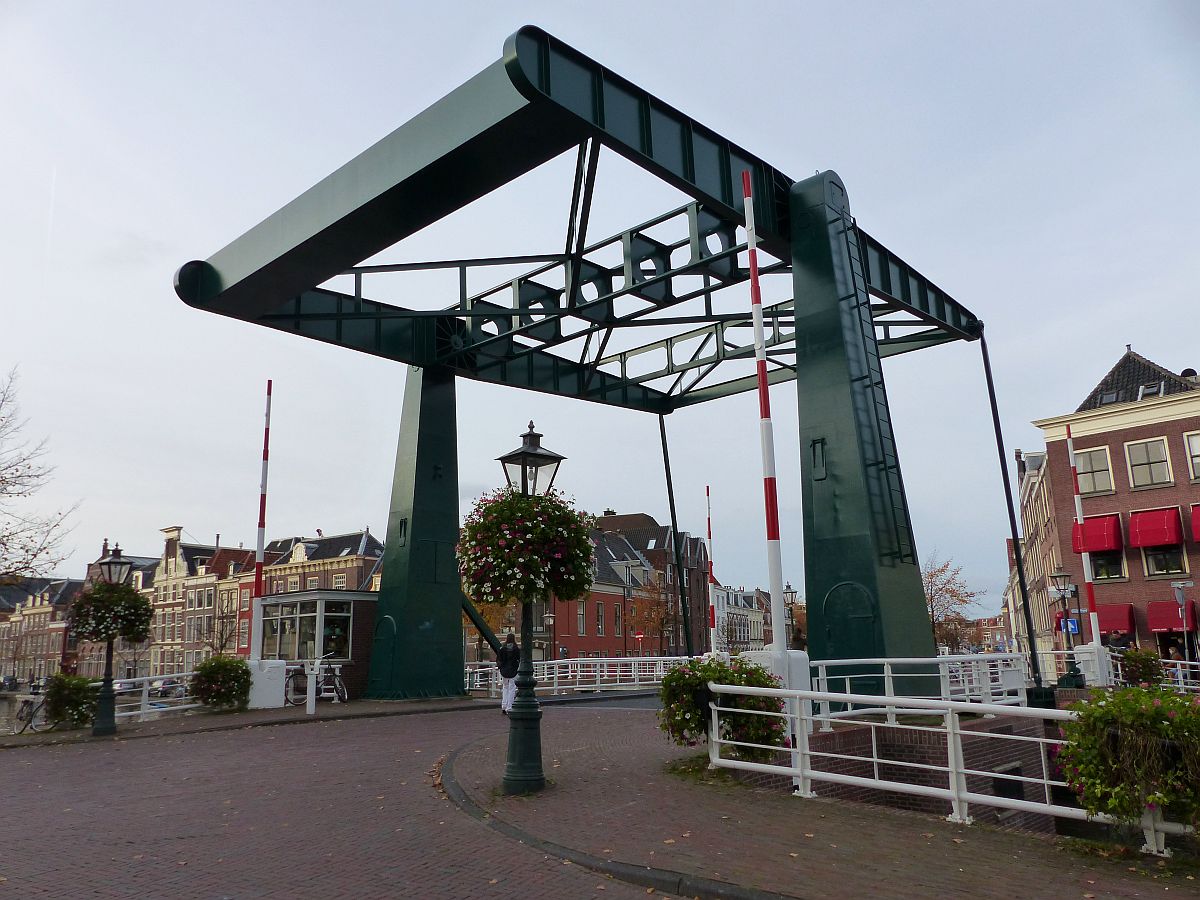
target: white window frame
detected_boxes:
[1073,445,1114,495]
[577,601,586,636]
[1142,544,1189,578]
[307,576,320,590]
[1184,431,1200,481]
[1124,436,1173,489]
[596,602,605,636]
[287,575,300,592]
[332,573,348,590]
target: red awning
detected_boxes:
[1192,505,1200,542]
[1147,600,1197,633]
[1071,515,1123,554]
[1095,603,1135,634]
[1128,508,1183,548]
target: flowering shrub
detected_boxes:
[68,582,153,644]
[659,654,786,763]
[1057,687,1200,829]
[44,673,96,728]
[191,656,251,711]
[457,487,594,605]
[1116,649,1163,687]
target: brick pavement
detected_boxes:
[2,701,1194,899]
[0,708,657,899]
[451,705,1196,900]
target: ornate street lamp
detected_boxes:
[1048,568,1083,686]
[93,544,133,736]
[498,422,566,795]
[497,421,564,497]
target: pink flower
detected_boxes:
[1152,698,1162,707]
[1167,710,1177,719]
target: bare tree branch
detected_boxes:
[0,369,75,581]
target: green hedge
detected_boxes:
[190,656,251,711]
[45,673,96,728]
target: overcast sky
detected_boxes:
[2,2,1197,616]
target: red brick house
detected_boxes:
[1013,349,1200,660]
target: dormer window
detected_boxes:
[1099,390,1120,405]
[1137,382,1164,401]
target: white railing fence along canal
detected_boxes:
[705,682,1195,857]
[101,672,204,723]
[464,655,688,696]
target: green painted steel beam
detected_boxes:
[175,25,978,364]
[367,366,467,699]
[254,286,672,414]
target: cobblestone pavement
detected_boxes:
[1,701,1193,899]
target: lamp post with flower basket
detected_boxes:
[69,544,153,736]
[457,422,594,794]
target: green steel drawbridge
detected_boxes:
[176,26,982,698]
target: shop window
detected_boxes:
[1073,448,1112,494]
[1126,438,1171,488]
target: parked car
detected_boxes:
[151,678,186,698]
[0,675,18,692]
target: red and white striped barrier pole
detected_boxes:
[1065,424,1102,647]
[254,379,273,599]
[706,484,718,652]
[742,171,788,658]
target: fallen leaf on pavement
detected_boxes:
[663,839,675,845]
[789,853,798,858]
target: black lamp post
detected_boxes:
[93,543,133,737]
[497,421,565,795]
[1049,569,1084,687]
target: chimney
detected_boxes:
[603,508,616,517]
[1182,367,1198,384]
[215,533,221,550]
[1014,448,1027,481]
[100,537,109,559]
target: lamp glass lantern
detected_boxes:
[98,545,133,585]
[1048,570,1073,596]
[497,421,565,497]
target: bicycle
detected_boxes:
[12,696,58,734]
[284,652,348,706]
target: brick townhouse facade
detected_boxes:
[1011,349,1200,661]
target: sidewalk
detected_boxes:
[449,705,1197,899]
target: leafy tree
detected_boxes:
[922,554,984,652]
[0,370,74,581]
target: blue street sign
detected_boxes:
[1066,618,1080,634]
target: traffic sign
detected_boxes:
[1060,618,1079,634]
[635,631,644,640]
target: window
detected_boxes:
[205,588,214,608]
[332,573,347,590]
[1144,546,1186,577]
[240,590,251,611]
[1126,439,1171,488]
[1091,551,1125,580]
[1099,390,1120,405]
[1137,382,1163,400]
[1186,433,1200,481]
[307,576,319,590]
[287,576,300,592]
[596,602,605,635]
[1074,448,1112,494]
[614,602,622,636]
[577,601,586,636]
[187,590,196,608]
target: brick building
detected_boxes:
[2,578,83,683]
[1012,349,1200,661]
[595,511,711,654]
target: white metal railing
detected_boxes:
[465,656,688,696]
[808,654,1027,729]
[1111,652,1200,693]
[706,682,1195,857]
[96,673,204,722]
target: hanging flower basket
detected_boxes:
[457,487,594,605]
[67,581,153,644]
